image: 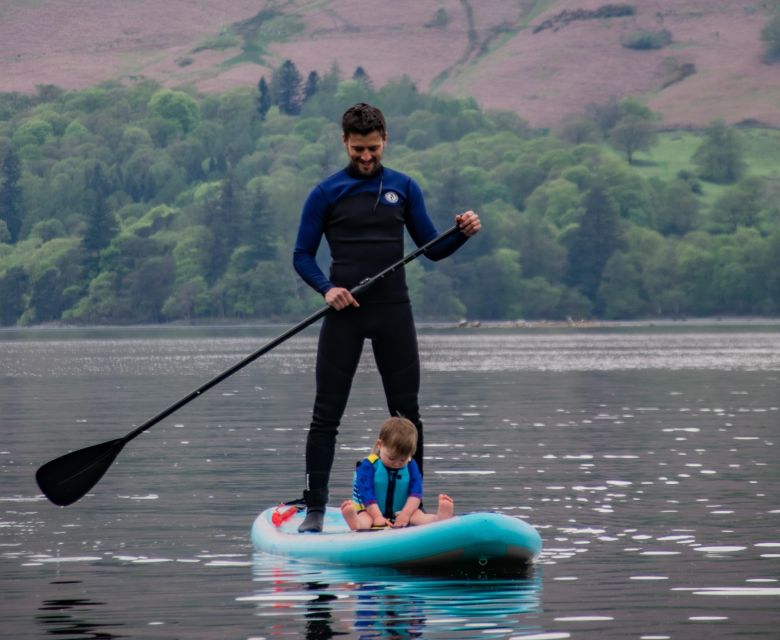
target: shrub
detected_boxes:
[761,14,780,61]
[425,8,451,29]
[621,29,673,50]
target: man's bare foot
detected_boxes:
[437,493,454,520]
[340,499,361,530]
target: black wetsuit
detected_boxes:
[293,164,468,509]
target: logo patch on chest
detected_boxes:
[383,191,400,205]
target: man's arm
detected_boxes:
[293,186,333,294]
[293,187,360,310]
[404,179,480,260]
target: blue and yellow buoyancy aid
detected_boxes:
[352,454,411,519]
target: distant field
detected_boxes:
[633,127,780,204]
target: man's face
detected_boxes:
[343,130,386,176]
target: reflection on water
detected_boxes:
[246,553,542,639]
[1,325,779,639]
[37,588,124,639]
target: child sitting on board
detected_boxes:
[341,416,454,530]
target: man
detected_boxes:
[293,103,481,532]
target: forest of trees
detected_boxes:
[0,61,779,326]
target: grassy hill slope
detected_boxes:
[0,0,777,128]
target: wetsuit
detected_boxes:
[293,163,468,510]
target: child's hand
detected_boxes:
[392,512,410,528]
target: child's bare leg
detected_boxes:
[340,500,373,530]
[409,494,455,525]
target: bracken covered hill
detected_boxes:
[0,0,777,129]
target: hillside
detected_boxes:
[0,0,777,129]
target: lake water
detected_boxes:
[1,322,778,639]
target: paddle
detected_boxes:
[36,225,462,506]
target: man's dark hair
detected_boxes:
[341,103,386,138]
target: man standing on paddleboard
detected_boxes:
[293,103,481,532]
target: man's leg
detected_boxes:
[371,303,424,474]
[299,309,364,532]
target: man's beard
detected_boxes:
[351,158,380,175]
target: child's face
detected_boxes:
[378,443,410,469]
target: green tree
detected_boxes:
[652,178,700,235]
[519,277,564,319]
[412,270,465,319]
[243,179,276,261]
[171,226,213,284]
[597,251,649,318]
[425,8,451,28]
[271,59,303,115]
[761,13,780,61]
[203,172,243,279]
[585,97,621,135]
[257,76,272,120]
[525,178,583,228]
[766,229,780,311]
[457,249,524,319]
[617,96,655,121]
[565,183,623,306]
[125,256,175,322]
[147,89,200,134]
[82,161,118,275]
[0,266,29,325]
[492,157,547,210]
[624,228,685,316]
[710,177,765,232]
[353,66,373,90]
[319,61,342,94]
[13,118,54,147]
[676,238,717,315]
[63,271,119,323]
[163,276,210,320]
[692,121,745,184]
[513,215,567,282]
[303,71,320,103]
[29,266,67,322]
[609,115,655,164]
[711,230,768,314]
[559,115,600,144]
[0,147,23,243]
[375,75,425,115]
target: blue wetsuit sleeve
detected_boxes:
[404,178,469,261]
[293,186,333,295]
[407,459,423,499]
[354,459,378,506]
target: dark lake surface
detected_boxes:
[1,322,778,639]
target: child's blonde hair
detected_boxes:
[375,416,417,458]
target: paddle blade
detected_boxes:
[36,438,127,506]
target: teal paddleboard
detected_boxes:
[251,506,542,569]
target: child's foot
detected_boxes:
[437,494,454,520]
[340,499,361,530]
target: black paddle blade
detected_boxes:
[35,438,127,506]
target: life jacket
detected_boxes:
[359,454,410,519]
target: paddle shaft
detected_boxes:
[119,224,461,446]
[35,224,462,506]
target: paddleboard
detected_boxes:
[251,506,542,570]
